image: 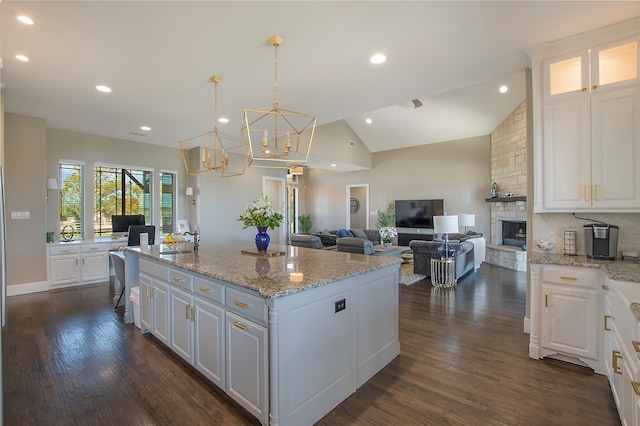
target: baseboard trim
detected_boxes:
[7,280,50,296]
[523,316,531,334]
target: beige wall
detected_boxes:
[5,114,48,286]
[306,135,491,236]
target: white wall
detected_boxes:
[305,135,491,236]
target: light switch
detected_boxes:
[11,211,30,220]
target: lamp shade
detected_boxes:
[459,214,475,227]
[185,187,194,196]
[433,215,459,234]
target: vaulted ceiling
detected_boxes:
[2,1,638,171]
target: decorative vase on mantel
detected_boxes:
[255,226,271,253]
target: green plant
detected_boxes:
[298,214,312,233]
[376,202,395,228]
[238,195,284,230]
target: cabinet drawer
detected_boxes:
[81,243,108,253]
[49,245,81,256]
[169,268,193,291]
[542,267,598,288]
[194,276,224,304]
[140,259,169,281]
[226,287,267,324]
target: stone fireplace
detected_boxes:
[485,101,528,272]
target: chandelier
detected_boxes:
[243,35,317,169]
[180,75,249,178]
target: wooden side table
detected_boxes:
[430,258,457,288]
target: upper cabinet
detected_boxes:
[529,19,640,213]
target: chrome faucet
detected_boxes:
[183,231,199,251]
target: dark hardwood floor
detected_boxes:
[3,263,620,425]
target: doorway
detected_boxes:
[263,176,286,244]
[346,184,369,229]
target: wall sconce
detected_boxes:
[186,187,195,205]
[46,178,58,201]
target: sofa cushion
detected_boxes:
[337,229,354,238]
[351,229,368,239]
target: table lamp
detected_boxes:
[459,214,475,234]
[434,215,458,259]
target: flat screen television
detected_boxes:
[394,199,444,229]
[112,214,145,234]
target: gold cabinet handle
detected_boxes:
[233,321,247,330]
[234,301,249,309]
[581,87,587,92]
[185,304,191,320]
[199,287,211,293]
[545,294,548,307]
[595,184,600,201]
[172,277,184,283]
[560,276,577,281]
[191,306,196,323]
[592,85,598,90]
[585,185,589,201]
[633,341,640,353]
[633,381,640,396]
[613,350,622,374]
[602,285,609,291]
[604,315,611,331]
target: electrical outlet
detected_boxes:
[335,298,346,313]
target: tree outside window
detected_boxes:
[59,162,84,239]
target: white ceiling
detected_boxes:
[2,1,638,171]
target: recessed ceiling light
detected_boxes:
[140,126,151,131]
[370,54,386,65]
[365,118,372,124]
[96,85,112,93]
[330,163,337,167]
[218,117,229,124]
[17,16,34,25]
[15,54,29,62]
[499,85,508,94]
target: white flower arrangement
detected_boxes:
[379,226,398,244]
[238,195,283,230]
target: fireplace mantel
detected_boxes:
[485,196,526,203]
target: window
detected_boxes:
[160,172,176,234]
[59,162,84,239]
[94,166,152,237]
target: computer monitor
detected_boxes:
[111,214,145,237]
[127,225,155,246]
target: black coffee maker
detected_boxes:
[584,223,619,260]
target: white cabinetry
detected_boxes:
[139,259,170,346]
[530,20,640,212]
[48,243,109,287]
[529,264,605,373]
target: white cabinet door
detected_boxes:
[140,274,153,333]
[171,287,194,363]
[226,310,268,425]
[542,96,592,210]
[153,280,170,346]
[591,86,640,209]
[541,283,599,359]
[50,254,79,285]
[81,251,109,282]
[194,296,225,389]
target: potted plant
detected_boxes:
[238,195,284,252]
[377,202,397,248]
[298,214,312,234]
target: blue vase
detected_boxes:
[255,226,270,253]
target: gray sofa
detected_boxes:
[409,240,475,280]
[290,234,324,249]
[313,229,381,247]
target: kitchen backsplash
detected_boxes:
[532,213,640,257]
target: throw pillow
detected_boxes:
[351,229,368,239]
[337,229,354,238]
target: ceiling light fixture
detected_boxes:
[366,118,372,124]
[411,99,423,108]
[218,117,229,124]
[15,55,29,62]
[243,35,317,169]
[140,126,151,131]
[17,16,33,25]
[370,53,386,64]
[96,85,112,93]
[180,75,249,178]
[499,85,508,94]
[289,166,304,176]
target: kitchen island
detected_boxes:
[123,241,402,426]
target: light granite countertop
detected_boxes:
[528,252,640,284]
[125,240,401,299]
